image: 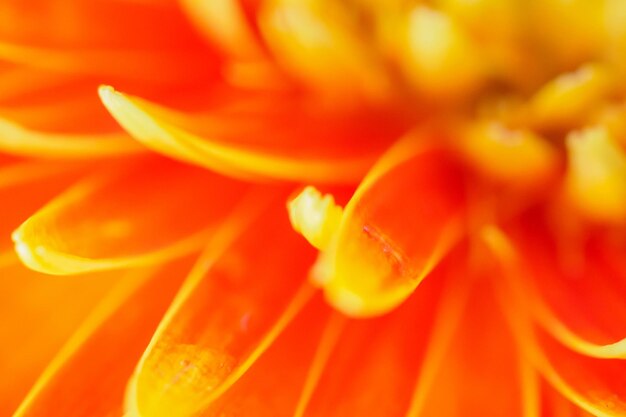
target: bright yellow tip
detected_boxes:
[288,186,343,251]
[565,126,626,223]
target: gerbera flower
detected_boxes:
[2,0,626,416]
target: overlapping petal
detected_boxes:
[322,134,466,316]
[13,260,190,417]
[125,202,317,417]
[0,263,120,415]
[499,214,626,358]
[297,252,468,416]
[99,86,409,184]
[13,158,251,275]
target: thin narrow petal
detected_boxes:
[324,136,466,316]
[125,203,317,417]
[181,0,265,59]
[487,226,626,416]
[13,260,190,417]
[0,263,120,416]
[0,117,141,158]
[498,216,626,358]
[99,86,406,184]
[186,295,333,417]
[13,159,250,275]
[298,253,468,416]
[0,160,86,252]
[412,278,529,417]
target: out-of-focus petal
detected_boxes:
[0,43,218,84]
[499,214,626,358]
[410,278,530,417]
[0,1,210,51]
[13,158,251,275]
[99,86,405,184]
[297,253,468,416]
[323,135,466,316]
[258,0,393,102]
[514,315,626,417]
[177,295,333,417]
[0,117,141,158]
[181,0,265,59]
[487,226,626,416]
[0,160,86,252]
[0,263,120,416]
[125,203,317,417]
[13,260,190,417]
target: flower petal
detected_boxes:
[0,160,86,251]
[13,260,190,417]
[487,226,626,416]
[513,312,626,417]
[296,253,467,416]
[99,86,407,184]
[0,117,141,158]
[493,216,626,358]
[408,278,530,417]
[324,136,466,316]
[125,203,318,417]
[13,158,251,275]
[0,262,120,415]
[0,42,218,84]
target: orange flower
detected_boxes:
[2,1,626,416]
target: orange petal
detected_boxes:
[99,86,407,184]
[411,277,530,417]
[498,215,626,358]
[0,160,86,252]
[0,262,120,416]
[181,0,265,59]
[512,312,626,417]
[125,203,318,417]
[297,253,467,416]
[0,42,218,84]
[13,260,190,417]
[324,136,466,316]
[185,294,334,417]
[0,1,211,54]
[488,226,626,417]
[0,117,141,158]
[13,158,251,275]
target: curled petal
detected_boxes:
[0,117,141,158]
[297,253,468,416]
[487,226,626,416]
[13,159,251,275]
[0,160,86,251]
[323,135,466,316]
[497,216,626,358]
[99,86,402,184]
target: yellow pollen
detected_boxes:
[565,126,626,223]
[287,186,344,251]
